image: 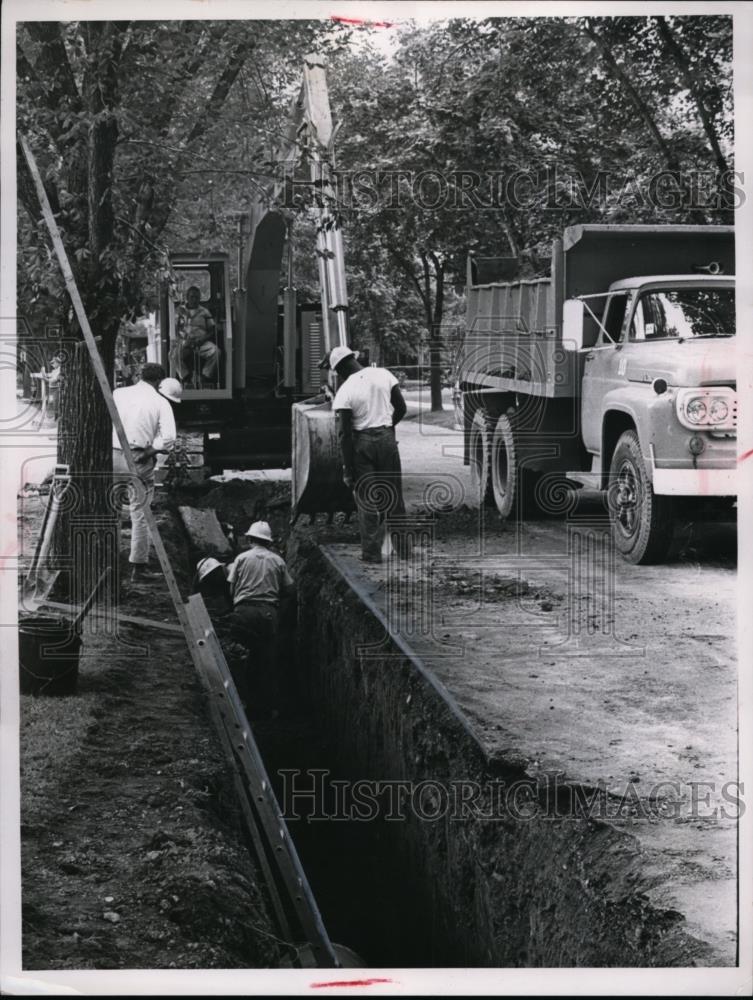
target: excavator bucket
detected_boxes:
[291,400,356,519]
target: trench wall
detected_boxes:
[292,538,722,968]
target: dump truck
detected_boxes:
[458,224,736,563]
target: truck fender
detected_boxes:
[599,387,653,488]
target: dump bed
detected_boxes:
[461,225,734,399]
[464,276,567,397]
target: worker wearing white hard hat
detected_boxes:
[159,377,183,404]
[197,556,223,581]
[191,555,231,615]
[318,345,356,372]
[244,521,274,544]
[326,346,409,563]
[226,521,295,716]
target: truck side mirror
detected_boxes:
[562,299,585,352]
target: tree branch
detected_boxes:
[582,21,677,170]
[141,37,255,242]
[16,139,61,222]
[388,245,429,310]
[581,18,707,222]
[185,38,254,145]
[115,214,169,256]
[23,22,82,112]
[655,16,729,176]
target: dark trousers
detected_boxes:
[353,426,406,560]
[227,602,279,713]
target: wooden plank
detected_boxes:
[178,506,233,559]
[40,601,185,635]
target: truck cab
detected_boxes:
[566,273,737,562]
[459,224,736,564]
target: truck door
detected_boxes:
[580,291,630,456]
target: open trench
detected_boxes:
[170,479,727,969]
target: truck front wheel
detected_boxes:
[609,430,673,564]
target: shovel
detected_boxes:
[22,465,71,611]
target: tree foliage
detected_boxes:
[325,15,733,407]
[17,14,733,422]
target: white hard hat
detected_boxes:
[159,377,183,403]
[245,520,273,543]
[197,556,223,581]
[324,345,355,371]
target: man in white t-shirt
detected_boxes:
[322,346,408,563]
[112,362,177,581]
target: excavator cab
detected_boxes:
[159,253,233,400]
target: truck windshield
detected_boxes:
[630,287,735,341]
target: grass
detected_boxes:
[20,692,97,818]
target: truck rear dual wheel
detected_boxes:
[469,409,495,507]
[608,430,674,564]
[489,413,542,519]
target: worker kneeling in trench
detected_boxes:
[217,521,295,719]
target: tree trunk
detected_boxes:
[429,254,444,412]
[54,330,118,603]
[50,22,124,600]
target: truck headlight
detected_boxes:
[709,398,729,422]
[685,398,707,424]
[676,388,736,431]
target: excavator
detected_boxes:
[153,55,353,519]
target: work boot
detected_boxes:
[129,564,161,583]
